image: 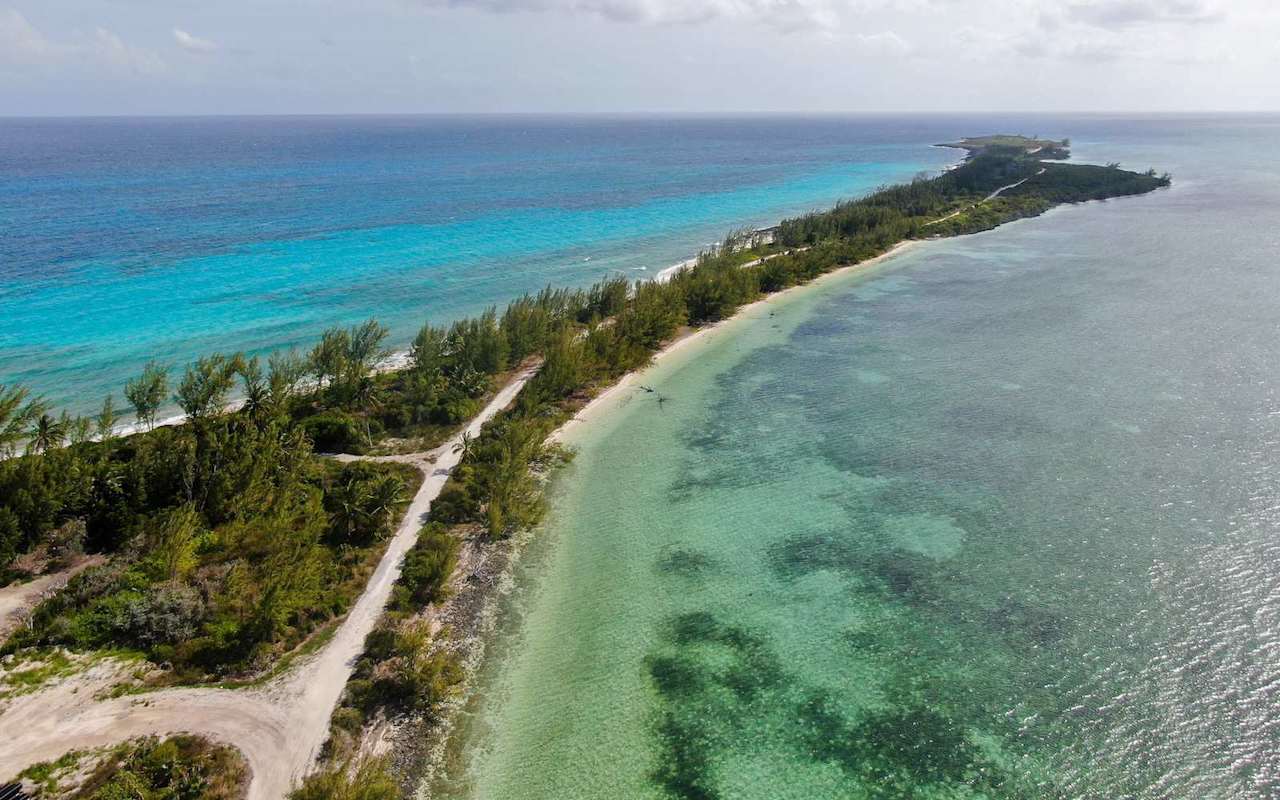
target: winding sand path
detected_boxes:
[924,168,1047,228]
[0,366,537,800]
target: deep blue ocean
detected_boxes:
[0,114,1247,416]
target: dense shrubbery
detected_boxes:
[20,735,246,800]
[0,324,427,677]
[1008,161,1171,203]
[300,411,369,455]
[1,445,415,677]
[327,611,464,761]
[392,523,458,611]
[348,619,461,717]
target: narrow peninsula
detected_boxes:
[0,140,1169,800]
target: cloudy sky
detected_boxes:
[2,0,1276,115]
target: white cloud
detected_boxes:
[0,8,59,65]
[1064,0,1224,29]
[3,0,1276,113]
[173,28,217,53]
[416,0,840,33]
[855,30,912,56]
[0,9,164,75]
[949,0,1237,66]
[95,27,166,74]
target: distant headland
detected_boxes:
[938,133,1072,160]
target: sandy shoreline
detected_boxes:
[109,244,697,439]
[102,232,778,439]
[2,237,922,796]
[552,238,919,442]
[396,237,923,796]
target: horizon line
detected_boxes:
[2,109,1279,121]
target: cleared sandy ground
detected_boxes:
[0,365,537,800]
[0,558,104,639]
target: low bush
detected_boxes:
[290,757,400,800]
[393,524,458,611]
[300,411,368,455]
[20,735,246,800]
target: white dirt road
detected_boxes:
[924,168,1047,228]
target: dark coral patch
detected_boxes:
[988,595,1068,647]
[644,610,1033,799]
[656,547,718,578]
[651,712,721,800]
[648,654,706,698]
[798,691,1008,793]
[767,532,863,579]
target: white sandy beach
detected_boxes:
[554,238,919,442]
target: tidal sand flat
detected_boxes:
[437,117,1280,798]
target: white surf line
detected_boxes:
[654,247,808,285]
[653,228,779,284]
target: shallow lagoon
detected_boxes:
[438,116,1280,799]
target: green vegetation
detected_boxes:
[0,345,420,679]
[289,758,400,800]
[392,523,458,611]
[1,140,1167,695]
[18,735,247,800]
[341,618,461,720]
[0,649,81,698]
[0,384,49,458]
[324,524,464,761]
[1,457,416,680]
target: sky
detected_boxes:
[1,0,1277,115]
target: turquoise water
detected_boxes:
[1,115,962,414]
[440,115,1280,798]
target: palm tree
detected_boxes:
[352,376,383,447]
[328,476,371,543]
[452,431,475,461]
[27,412,69,454]
[365,475,407,539]
[239,356,269,420]
[456,368,488,399]
[0,384,47,457]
